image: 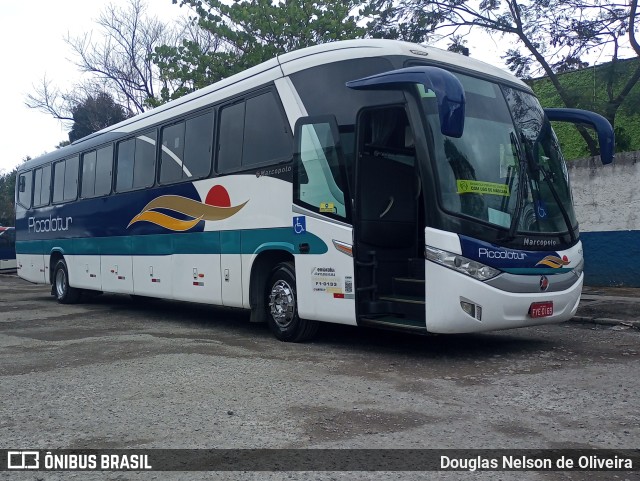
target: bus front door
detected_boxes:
[292,116,357,327]
[353,106,427,329]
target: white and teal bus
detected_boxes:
[15,40,614,341]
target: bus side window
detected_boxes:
[217,102,245,173]
[95,145,113,196]
[217,91,291,174]
[160,121,185,183]
[116,139,135,191]
[184,112,214,178]
[82,150,97,198]
[82,146,113,198]
[294,117,347,220]
[33,164,51,207]
[53,160,65,203]
[116,131,155,192]
[160,111,213,184]
[17,171,32,209]
[53,156,78,203]
[242,92,291,167]
[133,131,156,189]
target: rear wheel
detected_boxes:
[266,262,318,342]
[53,259,81,304]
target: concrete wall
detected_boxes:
[568,152,640,286]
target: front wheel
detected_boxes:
[53,259,81,304]
[266,262,318,342]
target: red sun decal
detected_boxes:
[562,255,569,262]
[205,185,231,207]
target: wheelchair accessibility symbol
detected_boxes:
[293,216,306,234]
[536,201,548,219]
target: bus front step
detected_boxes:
[359,315,427,334]
[378,295,426,320]
[392,277,425,298]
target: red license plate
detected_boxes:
[529,301,553,318]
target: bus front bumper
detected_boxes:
[424,261,583,334]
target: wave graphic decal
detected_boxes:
[128,187,248,231]
[535,255,570,269]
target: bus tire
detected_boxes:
[53,259,81,304]
[266,262,318,342]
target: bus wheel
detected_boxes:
[53,259,81,304]
[266,262,318,342]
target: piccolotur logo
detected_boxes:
[540,275,549,291]
[536,255,570,269]
[128,185,248,232]
[478,248,526,260]
[28,215,73,233]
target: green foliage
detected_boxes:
[152,0,366,101]
[0,166,19,226]
[531,58,640,159]
[365,0,636,156]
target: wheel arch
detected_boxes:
[248,249,294,323]
[49,249,65,285]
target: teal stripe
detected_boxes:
[221,231,240,254]
[15,227,328,256]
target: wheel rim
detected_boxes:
[55,268,67,298]
[268,279,295,329]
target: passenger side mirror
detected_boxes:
[544,108,615,165]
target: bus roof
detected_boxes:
[19,39,529,172]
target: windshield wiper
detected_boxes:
[528,156,577,243]
[505,131,526,240]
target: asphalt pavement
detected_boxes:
[575,285,640,328]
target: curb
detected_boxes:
[570,316,640,329]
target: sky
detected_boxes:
[0,0,182,175]
[0,0,512,175]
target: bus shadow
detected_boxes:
[78,293,558,362]
[315,322,557,361]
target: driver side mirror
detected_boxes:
[346,66,466,138]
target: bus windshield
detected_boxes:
[423,73,577,236]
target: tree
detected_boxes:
[0,159,28,226]
[68,93,129,142]
[365,0,640,156]
[0,169,16,226]
[26,0,184,122]
[631,0,640,56]
[153,0,366,101]
[65,0,180,113]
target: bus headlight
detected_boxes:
[425,246,500,281]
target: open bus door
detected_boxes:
[290,116,357,329]
[346,66,466,330]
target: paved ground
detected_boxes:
[1,273,639,481]
[577,285,640,327]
